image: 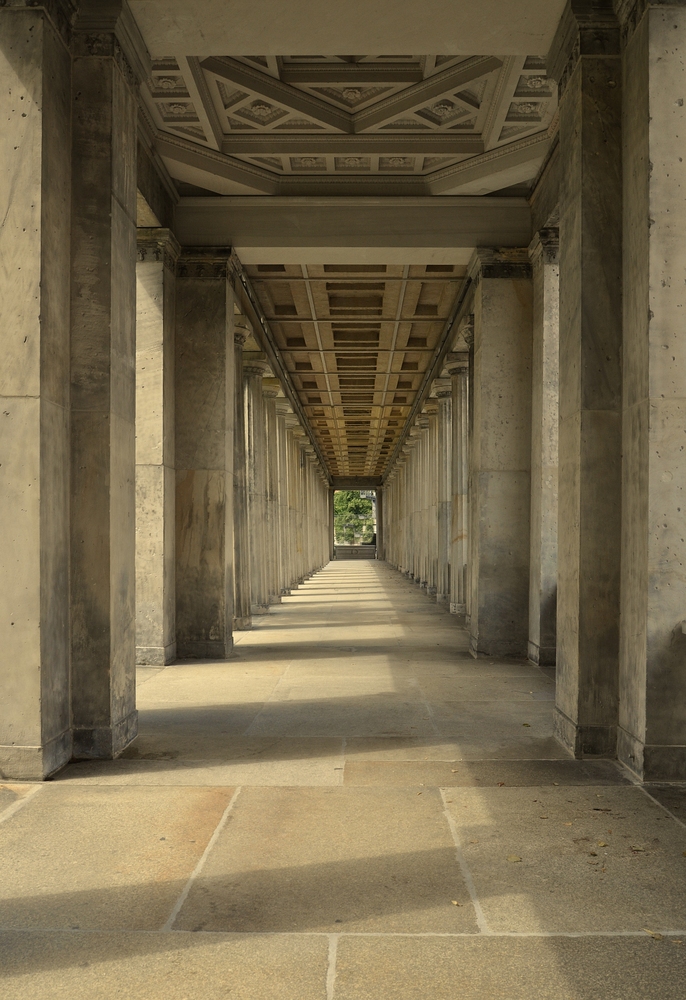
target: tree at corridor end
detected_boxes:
[334,491,375,544]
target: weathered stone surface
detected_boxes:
[175,257,235,658]
[550,10,623,757]
[619,6,686,780]
[0,10,72,779]
[468,254,533,658]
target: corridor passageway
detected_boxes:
[1,561,685,998]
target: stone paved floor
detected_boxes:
[2,561,686,997]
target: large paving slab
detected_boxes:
[333,936,686,1000]
[174,785,479,933]
[0,931,329,1000]
[0,785,235,930]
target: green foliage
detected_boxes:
[334,490,375,544]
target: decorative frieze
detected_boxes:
[177,249,232,279]
[468,249,532,286]
[136,228,181,272]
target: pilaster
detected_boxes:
[445,349,470,618]
[232,317,252,630]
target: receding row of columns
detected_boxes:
[135,236,330,668]
[384,0,686,784]
[0,4,329,781]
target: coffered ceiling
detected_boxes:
[245,262,464,477]
[141,54,557,197]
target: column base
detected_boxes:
[233,616,252,631]
[469,634,528,659]
[436,593,449,606]
[136,642,177,666]
[553,707,616,759]
[527,641,556,667]
[177,639,233,658]
[450,602,466,615]
[72,709,138,762]
[0,729,73,781]
[251,604,271,616]
[618,727,686,782]
[269,595,282,604]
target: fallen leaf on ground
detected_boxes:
[643,928,663,940]
[589,851,598,857]
[522,723,531,727]
[564,822,573,827]
[598,841,608,847]
[507,855,522,863]
[451,769,459,773]
[540,815,548,819]
[497,782,505,787]
[631,846,644,852]
[451,900,460,906]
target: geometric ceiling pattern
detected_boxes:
[142,54,557,196]
[246,263,464,477]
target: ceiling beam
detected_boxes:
[352,56,503,131]
[222,134,483,155]
[201,56,352,132]
[157,133,278,193]
[281,64,423,84]
[174,195,532,248]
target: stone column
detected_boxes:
[527,229,560,667]
[232,316,252,630]
[0,4,72,779]
[244,354,270,612]
[468,249,533,658]
[275,398,293,593]
[375,489,384,561]
[434,381,452,603]
[446,351,470,617]
[548,3,623,756]
[175,250,235,658]
[328,487,336,561]
[618,2,686,780]
[262,379,281,604]
[135,229,179,666]
[70,13,140,759]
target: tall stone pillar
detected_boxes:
[446,351,470,617]
[175,250,235,658]
[0,4,72,779]
[70,10,141,758]
[275,398,293,594]
[375,489,384,561]
[528,229,560,667]
[262,379,281,604]
[232,317,252,630]
[618,2,686,780]
[135,229,179,666]
[434,380,452,603]
[468,249,533,658]
[548,3,623,756]
[328,487,336,561]
[244,355,270,612]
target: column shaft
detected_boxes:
[232,319,252,629]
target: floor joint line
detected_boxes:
[326,933,339,1000]
[439,787,492,935]
[161,786,243,931]
[0,784,42,826]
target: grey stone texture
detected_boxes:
[0,9,72,779]
[619,5,686,780]
[467,250,533,658]
[549,3,624,758]
[528,229,560,667]
[135,229,179,665]
[175,252,235,659]
[69,23,139,761]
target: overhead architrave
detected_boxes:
[156,133,279,194]
[353,56,503,131]
[201,56,352,132]
[332,477,382,490]
[281,64,424,85]
[173,195,532,249]
[427,132,551,195]
[222,134,483,155]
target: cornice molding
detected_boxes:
[529,226,560,266]
[72,0,150,85]
[177,247,232,279]
[136,227,181,271]
[468,248,532,286]
[548,1,621,98]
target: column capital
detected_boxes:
[422,401,439,416]
[468,248,532,287]
[433,378,453,399]
[72,0,151,87]
[136,228,181,271]
[548,0,620,97]
[177,248,233,279]
[529,227,560,266]
[275,399,292,418]
[444,351,470,376]
[243,352,271,378]
[262,378,281,399]
[234,314,252,346]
